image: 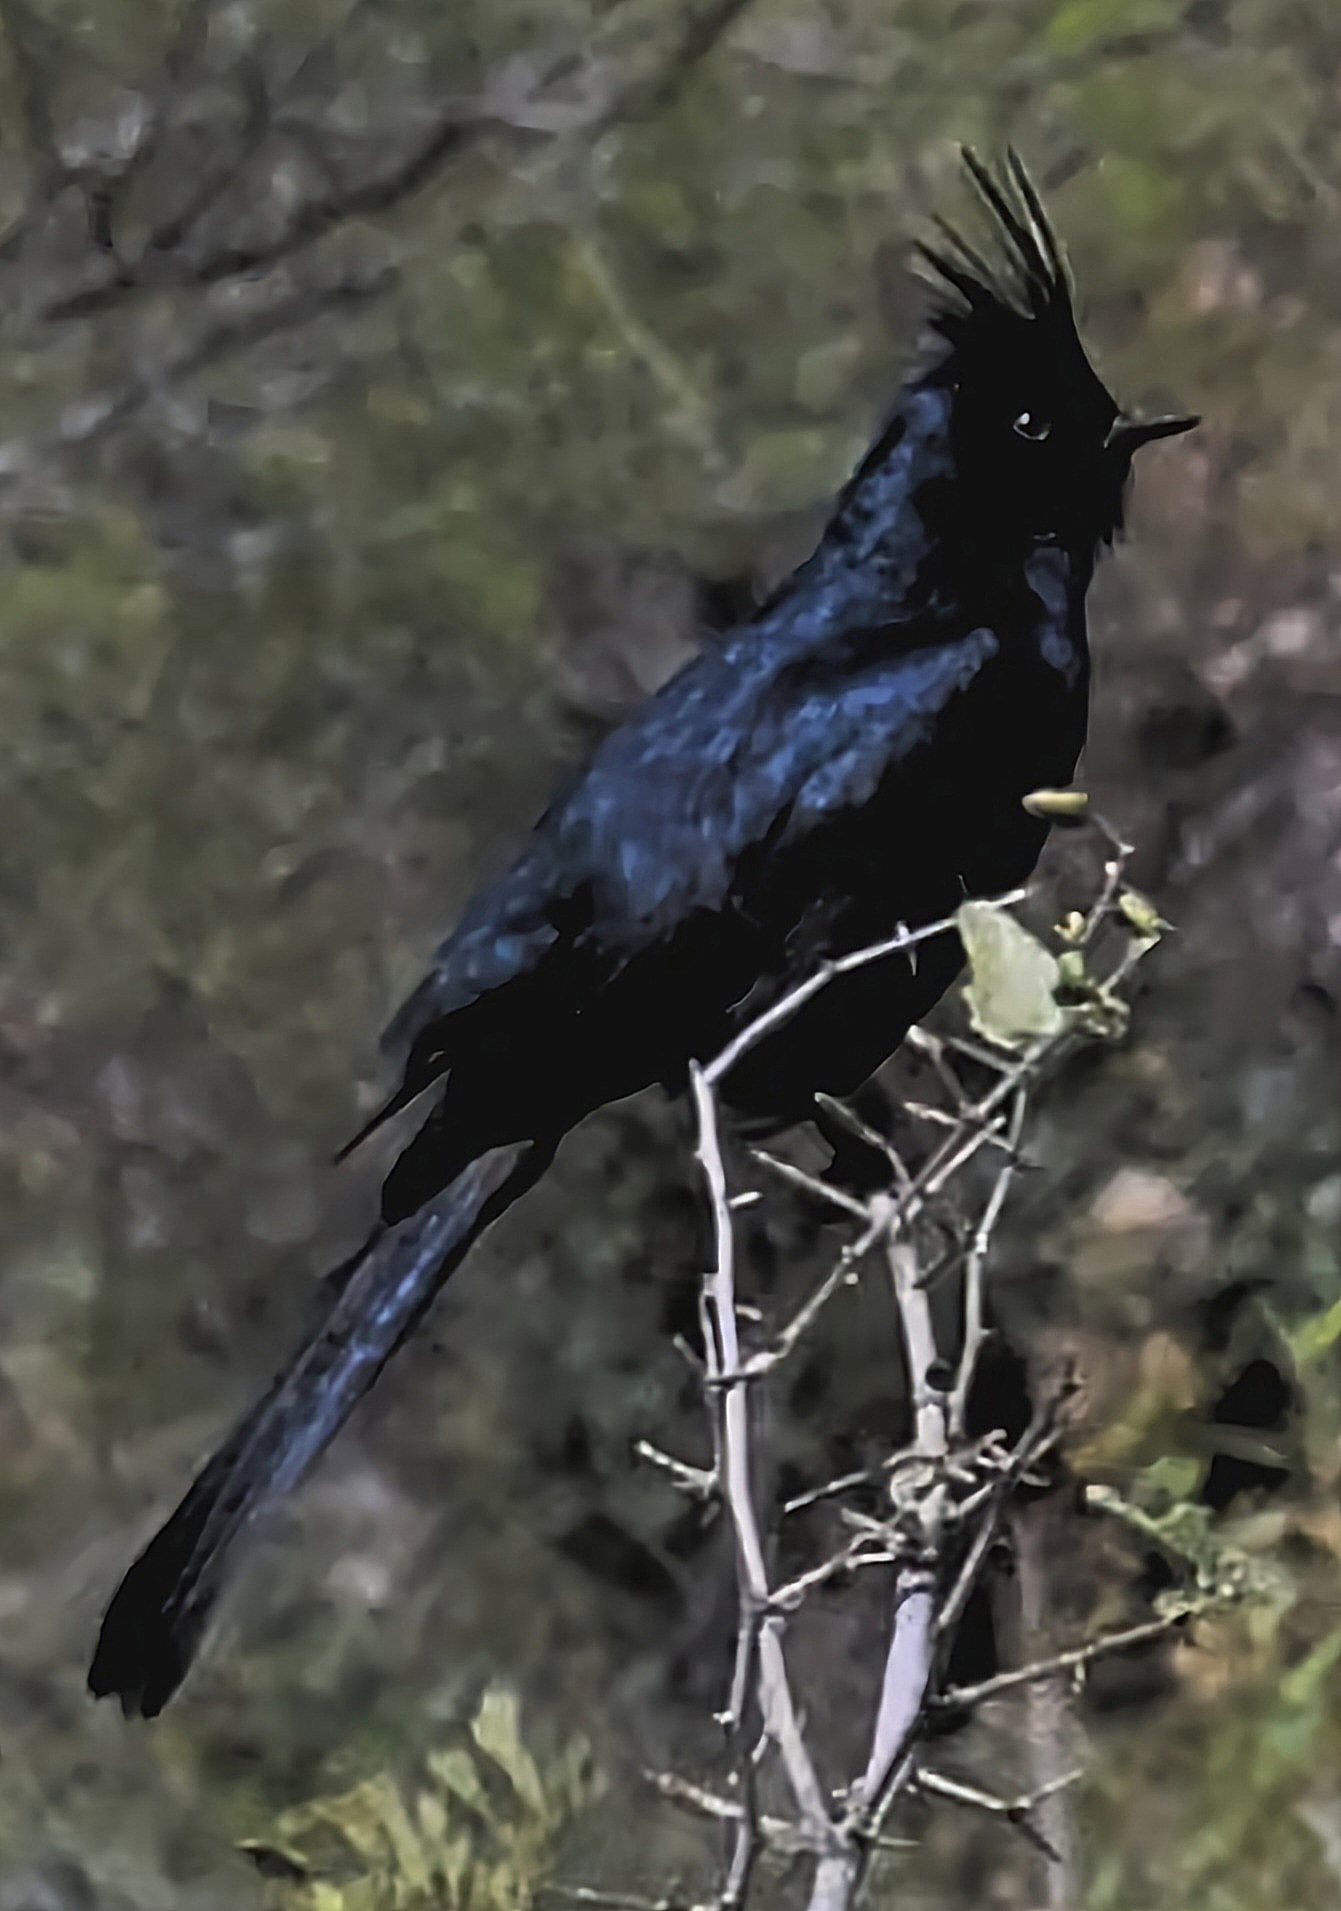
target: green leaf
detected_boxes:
[318,1777,406,1867]
[310,1885,359,1911]
[426,1748,496,1825]
[1279,1624,1341,1710]
[371,1784,432,1897]
[957,901,1064,1049]
[414,1789,448,1851]
[1287,1293,1341,1367]
[471,1686,548,1819]
[437,1832,473,1908]
[237,1840,312,1882]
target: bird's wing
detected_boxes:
[357,614,997,1139]
[542,616,1001,939]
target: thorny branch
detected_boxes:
[563,804,1242,1911]
[691,1054,831,1902]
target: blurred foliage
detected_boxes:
[239,1687,596,1911]
[0,0,1335,1907]
[1079,1288,1341,1910]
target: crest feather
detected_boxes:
[917,148,1074,344]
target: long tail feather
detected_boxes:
[88,1141,547,1717]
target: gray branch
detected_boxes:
[616,813,1199,1911]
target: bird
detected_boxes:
[88,150,1195,1716]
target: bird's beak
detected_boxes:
[1106,413,1200,456]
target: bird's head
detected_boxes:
[918,151,1196,562]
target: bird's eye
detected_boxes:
[1013,410,1051,442]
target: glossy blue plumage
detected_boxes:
[375,369,1093,1182]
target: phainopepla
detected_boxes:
[89,151,1195,1715]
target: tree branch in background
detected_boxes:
[102,0,218,219]
[55,263,401,449]
[587,0,759,136]
[40,107,479,321]
[562,803,1243,1910]
[0,0,758,480]
[23,0,756,326]
[0,0,65,202]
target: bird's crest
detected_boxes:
[917,148,1077,354]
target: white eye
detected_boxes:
[1013,409,1051,442]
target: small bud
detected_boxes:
[1057,949,1087,989]
[1056,910,1087,943]
[1118,888,1167,937]
[1022,787,1090,819]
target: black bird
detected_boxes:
[89,152,1195,1715]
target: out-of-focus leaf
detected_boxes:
[239,1841,312,1882]
[1287,1295,1341,1368]
[723,427,847,512]
[1279,1624,1341,1711]
[1097,153,1184,239]
[249,1690,596,1910]
[472,1685,548,1818]
[425,1747,496,1824]
[290,1776,410,1868]
[1044,0,1179,56]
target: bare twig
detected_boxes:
[572,229,722,465]
[588,0,756,135]
[647,1770,815,1860]
[55,263,399,447]
[772,1539,902,1612]
[748,1147,870,1221]
[1080,812,1134,944]
[634,1439,716,1500]
[109,0,218,213]
[936,1414,1066,1642]
[541,1888,692,1911]
[611,831,1187,1911]
[933,1611,1190,1713]
[41,109,477,321]
[801,1237,947,1911]
[691,1061,831,1886]
[139,52,272,261]
[702,892,1028,1090]
[913,1765,1082,1863]
[949,1085,1028,1435]
[649,1771,914,1859]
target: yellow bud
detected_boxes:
[1022,787,1090,819]
[1119,889,1167,937]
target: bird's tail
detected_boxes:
[88,1140,548,1718]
